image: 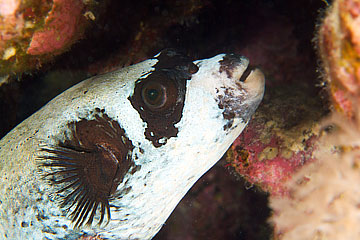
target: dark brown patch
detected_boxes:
[38,109,136,228]
[217,87,257,126]
[129,49,198,147]
[219,53,247,79]
[223,120,234,130]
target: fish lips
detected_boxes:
[217,54,265,123]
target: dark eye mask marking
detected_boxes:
[129,49,198,147]
[38,109,136,228]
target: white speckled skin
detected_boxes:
[0,53,264,240]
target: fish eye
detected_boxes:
[141,82,167,108]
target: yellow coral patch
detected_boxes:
[2,47,16,60]
[259,147,278,161]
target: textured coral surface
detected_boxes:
[0,0,89,74]
[26,0,85,55]
[319,0,360,118]
[270,0,360,239]
[228,91,322,196]
[0,0,330,239]
[270,114,360,240]
[226,13,327,196]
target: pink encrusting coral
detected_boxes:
[270,114,360,240]
[318,0,360,118]
[270,0,360,239]
[226,14,327,196]
[27,0,85,55]
[227,105,320,196]
[0,0,20,16]
[0,0,90,74]
[0,0,26,51]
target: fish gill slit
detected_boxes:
[37,110,138,228]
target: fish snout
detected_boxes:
[218,54,265,123]
[240,66,265,102]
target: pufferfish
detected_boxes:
[0,49,264,240]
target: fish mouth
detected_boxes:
[219,53,265,99]
[238,65,265,100]
[218,54,265,122]
[239,65,256,82]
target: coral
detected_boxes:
[0,0,91,75]
[0,0,331,239]
[226,84,323,196]
[26,0,85,55]
[270,0,360,239]
[318,0,360,118]
[226,16,327,196]
[270,114,360,240]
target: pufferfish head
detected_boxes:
[0,49,264,240]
